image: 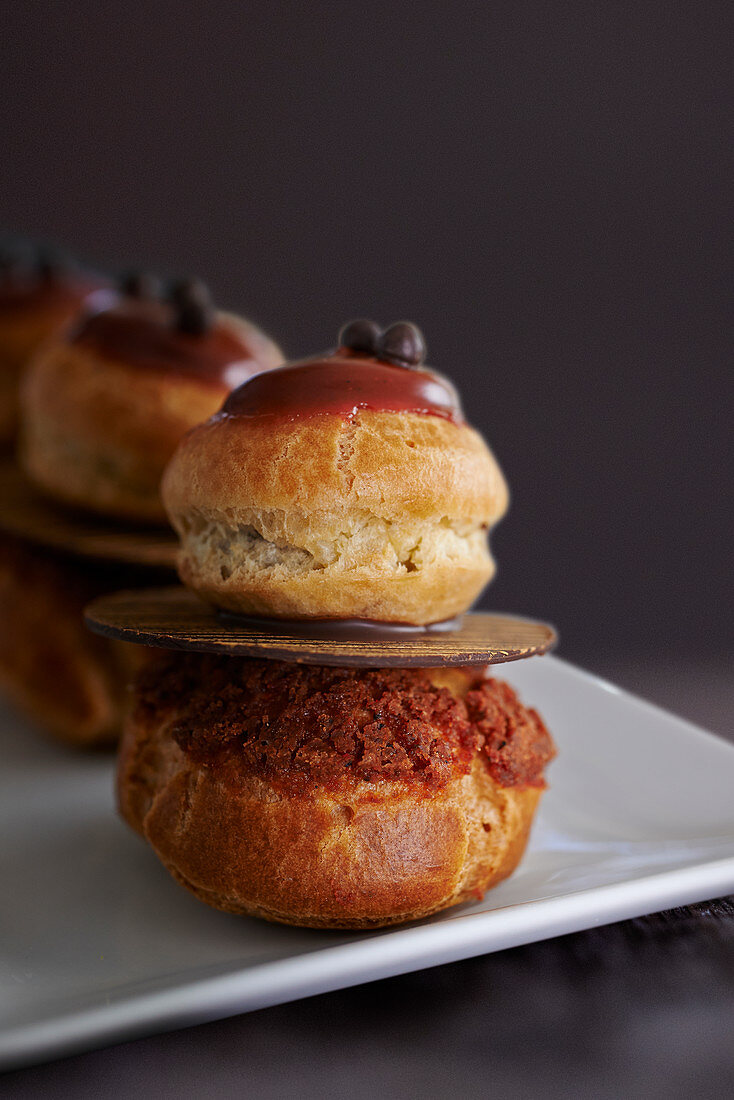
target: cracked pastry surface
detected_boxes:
[118,653,554,928]
[162,407,508,622]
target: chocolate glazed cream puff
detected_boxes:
[20,275,283,524]
[0,239,107,446]
[162,320,509,624]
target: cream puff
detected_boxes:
[162,320,508,624]
[118,652,555,928]
[0,239,107,446]
[20,276,283,524]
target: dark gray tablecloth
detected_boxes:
[4,658,733,1098]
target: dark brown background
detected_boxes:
[2,1,732,666]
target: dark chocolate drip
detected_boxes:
[68,292,265,387]
[221,352,463,423]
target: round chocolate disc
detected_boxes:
[84,586,558,668]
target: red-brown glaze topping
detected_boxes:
[68,291,267,387]
[135,654,555,794]
[221,350,463,424]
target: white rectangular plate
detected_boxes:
[2,655,734,1070]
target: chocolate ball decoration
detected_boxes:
[0,238,35,280]
[171,278,214,336]
[339,318,381,355]
[375,321,426,368]
[36,244,73,282]
[120,271,161,300]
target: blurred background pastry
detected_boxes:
[20,274,283,524]
[0,236,107,447]
[162,320,508,623]
[0,532,154,747]
[118,652,555,928]
[3,260,284,745]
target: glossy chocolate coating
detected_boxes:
[221,350,463,423]
[69,292,266,388]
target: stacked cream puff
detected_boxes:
[117,320,555,928]
[0,262,282,745]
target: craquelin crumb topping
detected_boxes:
[134,652,555,793]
